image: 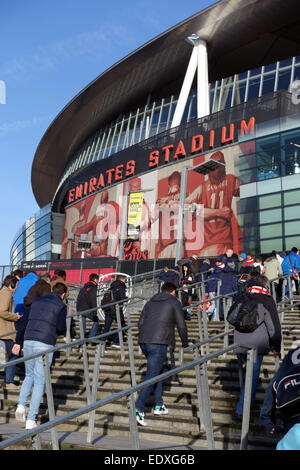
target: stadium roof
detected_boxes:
[32,0,300,207]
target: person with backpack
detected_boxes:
[227,275,281,420]
[259,343,300,437]
[76,273,100,341]
[101,275,127,349]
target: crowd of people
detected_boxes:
[0,248,299,448]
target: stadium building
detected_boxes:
[10,0,300,269]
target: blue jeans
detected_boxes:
[4,340,19,384]
[135,344,167,413]
[18,341,53,422]
[236,353,264,415]
[81,316,99,339]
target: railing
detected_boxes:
[0,273,298,451]
[0,334,257,451]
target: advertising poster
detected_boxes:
[127,192,144,240]
[61,144,243,260]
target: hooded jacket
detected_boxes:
[23,293,67,346]
[13,272,39,315]
[233,288,281,355]
[264,256,283,284]
[138,292,188,349]
[281,251,300,275]
[76,281,98,319]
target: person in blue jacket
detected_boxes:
[14,282,67,430]
[281,247,300,297]
[13,270,39,316]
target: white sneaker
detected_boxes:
[136,410,147,426]
[15,404,26,422]
[111,344,120,349]
[154,405,168,415]
[25,419,37,430]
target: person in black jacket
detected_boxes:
[76,273,100,340]
[135,282,188,426]
[229,275,281,420]
[102,275,127,349]
[14,283,67,430]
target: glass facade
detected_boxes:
[55,55,300,200]
[238,123,300,255]
[10,205,52,266]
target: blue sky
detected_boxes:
[0,0,215,265]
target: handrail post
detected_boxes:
[116,304,125,361]
[240,347,256,450]
[79,316,91,404]
[126,308,137,394]
[215,280,221,321]
[127,392,140,450]
[43,353,59,450]
[87,342,102,444]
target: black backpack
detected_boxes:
[227,298,265,333]
[273,371,300,420]
[100,289,115,313]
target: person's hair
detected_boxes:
[52,282,67,297]
[11,269,23,279]
[254,275,269,289]
[161,282,176,294]
[117,275,126,281]
[291,247,299,253]
[2,275,18,290]
[89,273,99,283]
[255,256,262,263]
[53,270,66,280]
[40,273,51,282]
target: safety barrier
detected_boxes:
[0,336,257,450]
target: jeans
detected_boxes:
[81,316,99,339]
[236,353,264,415]
[18,340,53,422]
[135,344,167,413]
[4,339,19,384]
[103,311,126,345]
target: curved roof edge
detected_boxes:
[32,0,300,207]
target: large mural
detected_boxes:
[61,144,243,259]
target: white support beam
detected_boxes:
[171,37,209,129]
[197,40,210,118]
[171,46,198,128]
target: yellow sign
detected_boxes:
[127,192,143,240]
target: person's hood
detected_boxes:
[264,256,277,263]
[111,279,125,288]
[25,272,39,281]
[150,292,176,302]
[83,281,97,289]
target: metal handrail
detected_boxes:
[0,342,257,451]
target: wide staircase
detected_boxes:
[0,294,300,450]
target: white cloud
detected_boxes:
[0,114,52,137]
[0,26,129,80]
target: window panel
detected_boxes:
[259,208,282,224]
[260,238,283,253]
[260,223,282,239]
[284,205,300,220]
[284,189,300,205]
[284,221,300,236]
[259,193,281,209]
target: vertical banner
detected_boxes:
[127,192,144,240]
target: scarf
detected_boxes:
[242,256,254,267]
[248,285,270,295]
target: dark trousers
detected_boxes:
[135,344,167,412]
[4,339,19,384]
[103,311,126,344]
